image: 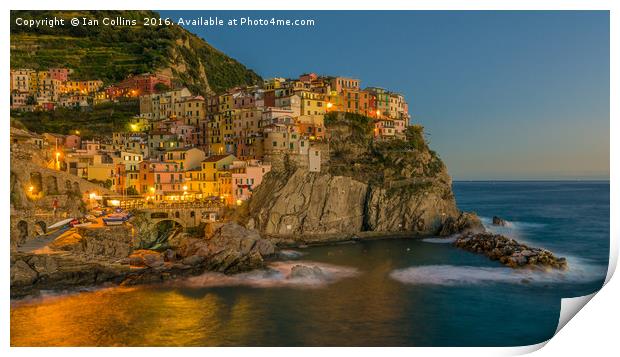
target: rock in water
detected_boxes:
[492,216,507,226]
[454,232,568,270]
[438,211,485,236]
[172,222,275,273]
[289,265,326,279]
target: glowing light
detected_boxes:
[130,124,138,132]
[89,192,99,200]
[376,110,381,116]
[28,186,34,192]
[236,199,242,206]
[108,199,121,207]
[326,102,333,109]
[182,185,188,191]
[149,187,155,193]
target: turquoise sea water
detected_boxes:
[10,181,609,346]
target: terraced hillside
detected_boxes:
[10,10,262,94]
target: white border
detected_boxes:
[2,1,617,356]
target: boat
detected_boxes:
[71,217,93,228]
[47,218,75,230]
[103,212,131,226]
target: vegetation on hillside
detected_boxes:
[10,10,262,94]
[325,112,446,185]
[11,101,139,138]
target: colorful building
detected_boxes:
[231,160,272,203]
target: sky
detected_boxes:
[161,10,610,180]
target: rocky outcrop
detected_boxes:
[438,212,485,236]
[492,216,507,226]
[50,226,134,260]
[290,265,326,279]
[10,252,130,297]
[11,222,275,297]
[129,250,165,268]
[246,115,472,242]
[454,232,568,270]
[172,222,275,273]
[247,168,462,241]
[365,181,460,234]
[247,169,368,236]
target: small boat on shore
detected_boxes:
[71,217,94,228]
[47,218,75,230]
[103,212,131,226]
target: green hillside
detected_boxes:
[10,10,262,94]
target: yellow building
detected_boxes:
[87,154,115,183]
[263,77,286,90]
[217,171,233,205]
[187,154,236,199]
[61,80,103,94]
[297,90,326,116]
[207,113,225,155]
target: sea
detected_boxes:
[10,181,610,347]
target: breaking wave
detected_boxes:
[390,262,606,286]
[176,261,359,289]
[480,216,546,233]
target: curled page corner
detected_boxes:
[555,292,597,335]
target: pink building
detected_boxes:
[49,68,70,82]
[64,134,81,149]
[169,122,196,146]
[231,160,271,202]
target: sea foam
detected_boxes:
[176,260,359,289]
[390,262,606,286]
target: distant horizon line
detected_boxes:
[452,179,610,182]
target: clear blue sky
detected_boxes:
[161,10,609,180]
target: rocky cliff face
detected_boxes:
[246,113,465,241]
[247,168,459,239]
[247,169,368,236]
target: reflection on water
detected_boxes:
[11,246,412,346]
[10,239,605,347]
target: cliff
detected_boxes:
[246,113,470,242]
[10,10,261,94]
